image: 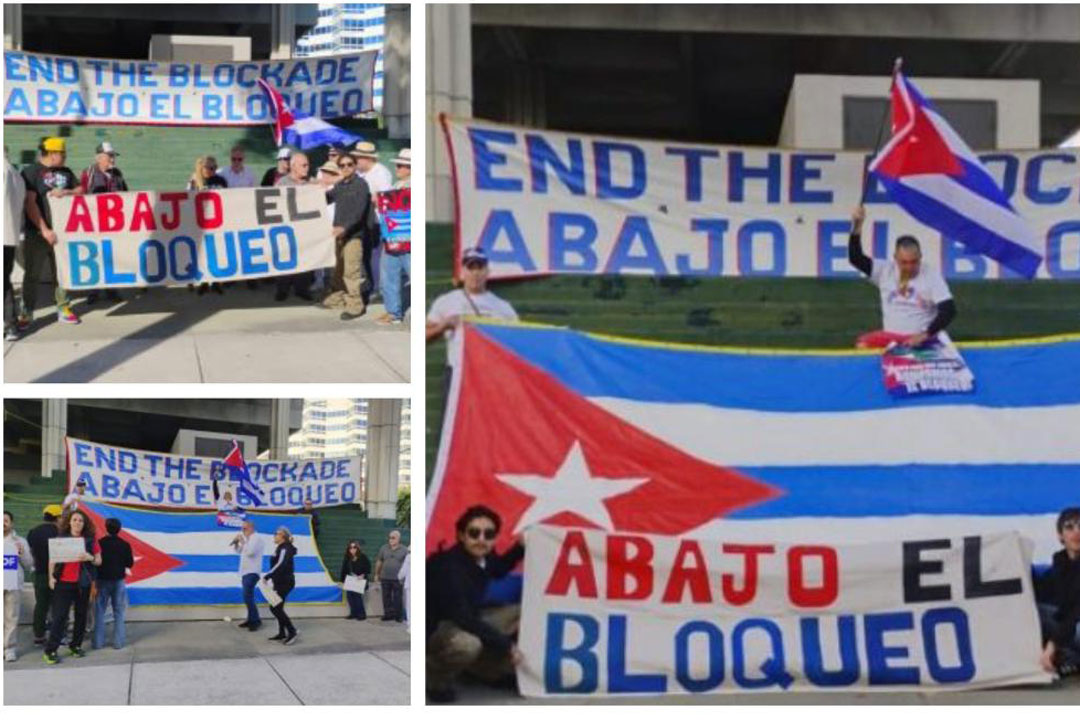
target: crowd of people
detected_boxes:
[3,137,412,339]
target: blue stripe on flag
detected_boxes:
[127,586,342,606]
[951,157,1018,213]
[476,324,1080,411]
[168,555,328,573]
[81,502,316,536]
[728,464,1080,518]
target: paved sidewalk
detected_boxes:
[4,283,409,383]
[4,618,411,705]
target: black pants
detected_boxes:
[46,582,90,653]
[381,579,403,621]
[4,245,14,320]
[269,580,296,636]
[346,590,367,619]
[361,231,377,305]
[276,271,312,295]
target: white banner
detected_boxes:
[51,186,334,289]
[441,115,1080,281]
[518,526,1049,697]
[66,438,362,510]
[4,49,378,125]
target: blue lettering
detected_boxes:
[238,229,269,274]
[68,242,99,287]
[213,64,235,88]
[737,220,786,276]
[341,89,365,115]
[3,88,31,117]
[173,95,191,120]
[269,225,299,270]
[1046,221,1080,279]
[28,54,56,82]
[285,61,313,87]
[477,210,537,272]
[167,484,185,504]
[979,154,1019,199]
[527,134,585,195]
[605,217,667,275]
[608,614,666,693]
[1024,153,1075,205]
[60,91,88,118]
[728,151,781,203]
[205,232,238,278]
[801,615,860,687]
[922,607,975,684]
[469,129,522,192]
[37,89,59,118]
[549,213,598,272]
[675,621,724,692]
[817,220,859,278]
[544,613,599,694]
[665,147,720,202]
[203,94,222,121]
[676,218,726,276]
[139,240,167,283]
[595,142,646,200]
[150,94,170,119]
[102,241,136,285]
[138,63,158,87]
[731,618,791,689]
[790,153,835,203]
[865,612,920,685]
[122,480,147,503]
[116,93,138,118]
[4,51,27,81]
[942,238,988,279]
[74,442,93,467]
[101,475,121,500]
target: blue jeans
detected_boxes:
[1038,603,1080,664]
[242,573,261,625]
[380,251,410,319]
[93,580,127,649]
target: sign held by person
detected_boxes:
[66,438,361,510]
[50,186,334,289]
[518,525,1049,697]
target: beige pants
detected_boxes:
[4,589,20,653]
[427,604,520,692]
[322,237,365,314]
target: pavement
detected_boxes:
[3,617,411,705]
[4,282,410,383]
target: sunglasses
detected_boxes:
[338,161,356,168]
[231,157,243,162]
[463,261,487,270]
[466,527,497,540]
[1063,521,1080,531]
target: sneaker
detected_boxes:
[340,309,366,321]
[5,325,18,341]
[268,633,286,641]
[43,651,60,665]
[57,305,80,324]
[283,633,298,646]
[376,315,401,326]
[1060,662,1079,679]
[5,649,16,662]
[16,314,31,332]
[247,623,262,632]
[67,646,86,658]
[238,621,250,629]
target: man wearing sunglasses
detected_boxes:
[217,145,255,189]
[320,151,376,320]
[427,505,525,703]
[1037,507,1080,678]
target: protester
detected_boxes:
[426,505,524,702]
[1037,507,1080,678]
[848,205,957,349]
[427,246,519,384]
[21,137,83,327]
[265,526,298,645]
[230,520,266,632]
[398,550,410,631]
[93,517,133,650]
[316,161,342,188]
[300,498,321,539]
[44,509,102,664]
[339,540,371,620]
[188,156,228,296]
[26,505,61,646]
[322,151,374,320]
[376,148,411,326]
[374,530,408,622]
[274,153,315,302]
[261,147,292,187]
[4,146,26,341]
[327,143,346,167]
[218,145,255,188]
[4,510,35,662]
[354,140,394,299]
[62,478,87,513]
[80,142,128,305]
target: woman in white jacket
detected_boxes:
[4,510,35,662]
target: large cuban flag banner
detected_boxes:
[80,501,341,606]
[426,321,1079,695]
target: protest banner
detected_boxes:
[50,186,335,289]
[66,437,362,510]
[48,537,89,564]
[882,338,975,397]
[517,525,1048,696]
[376,187,412,253]
[440,115,1080,281]
[3,49,378,125]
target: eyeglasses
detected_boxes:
[466,527,497,540]
[463,261,487,270]
[1063,521,1080,532]
[231,157,243,162]
[338,161,355,168]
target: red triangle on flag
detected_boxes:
[82,505,184,584]
[875,80,963,179]
[426,326,781,554]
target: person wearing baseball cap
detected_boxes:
[62,479,88,513]
[20,137,82,327]
[80,142,129,305]
[26,505,62,645]
[261,147,293,188]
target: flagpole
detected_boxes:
[860,57,904,205]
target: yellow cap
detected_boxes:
[43,504,63,517]
[42,137,66,153]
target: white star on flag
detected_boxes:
[496,441,649,535]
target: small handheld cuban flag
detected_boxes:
[223,440,265,507]
[868,60,1043,279]
[256,78,362,150]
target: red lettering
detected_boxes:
[130,193,157,232]
[606,535,653,600]
[545,530,597,598]
[65,195,94,233]
[160,192,187,230]
[96,194,124,232]
[721,543,774,606]
[194,191,223,229]
[661,539,712,603]
[787,545,839,608]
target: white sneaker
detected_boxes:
[4,649,16,662]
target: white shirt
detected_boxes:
[4,160,26,247]
[235,532,267,576]
[361,163,393,195]
[217,166,255,188]
[62,490,83,512]
[4,532,34,591]
[870,259,952,335]
[428,289,518,369]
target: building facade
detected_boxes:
[296,3,386,110]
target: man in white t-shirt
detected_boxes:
[62,479,87,513]
[849,206,957,349]
[217,145,255,188]
[426,247,518,373]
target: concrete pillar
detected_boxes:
[41,399,68,477]
[268,399,291,460]
[383,4,411,140]
[427,3,473,222]
[365,399,402,520]
[3,4,22,50]
[269,3,295,60]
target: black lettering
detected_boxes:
[963,536,1022,598]
[902,539,952,603]
[255,188,282,224]
[286,187,321,221]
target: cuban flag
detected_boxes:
[223,440,265,507]
[427,323,1080,567]
[79,501,340,606]
[868,70,1043,278]
[256,78,361,150]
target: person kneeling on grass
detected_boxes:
[426,505,524,703]
[1036,507,1080,679]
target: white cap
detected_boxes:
[276,147,292,160]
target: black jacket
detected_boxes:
[340,553,372,583]
[426,542,525,654]
[327,175,376,241]
[97,535,134,581]
[1037,549,1080,649]
[265,541,297,588]
[26,522,58,576]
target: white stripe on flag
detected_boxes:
[924,107,983,167]
[591,398,1080,466]
[124,531,319,557]
[132,571,336,590]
